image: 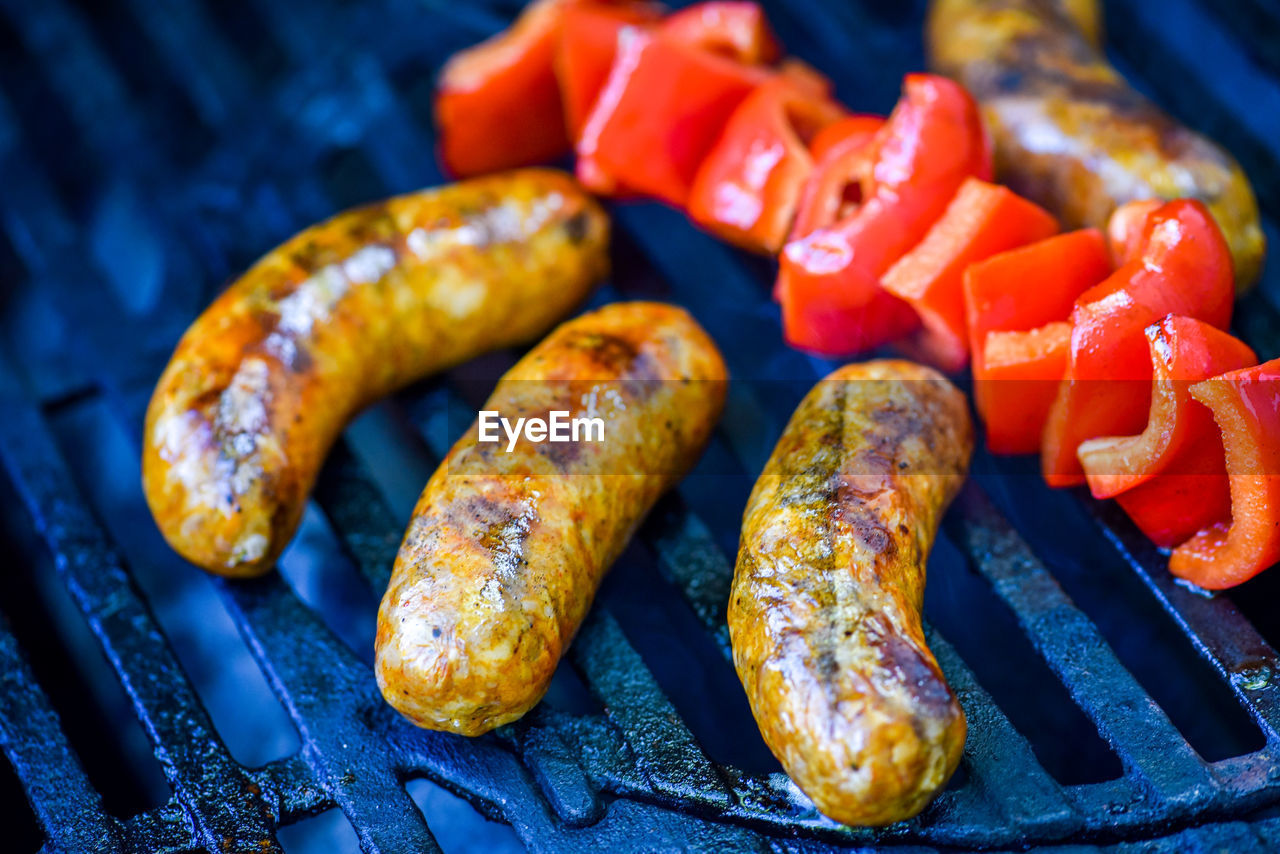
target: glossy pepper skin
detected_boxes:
[1082,317,1256,548]
[882,177,1058,371]
[1040,200,1234,487]
[1169,361,1280,590]
[1078,317,1257,499]
[659,0,781,64]
[688,74,846,253]
[436,0,577,177]
[555,2,665,139]
[807,115,886,165]
[1108,199,1163,266]
[786,115,886,240]
[980,323,1073,454]
[776,74,992,356]
[964,228,1110,453]
[575,29,766,206]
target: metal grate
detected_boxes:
[1,0,1280,850]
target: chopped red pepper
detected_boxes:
[980,322,1073,455]
[1168,360,1280,589]
[575,29,765,205]
[659,1,781,64]
[436,0,577,177]
[1108,198,1162,266]
[786,115,884,241]
[1112,440,1233,550]
[964,229,1112,453]
[775,73,991,356]
[1078,316,1256,499]
[1040,199,1235,487]
[965,229,1111,371]
[688,75,846,253]
[881,178,1059,371]
[555,2,664,139]
[807,114,884,164]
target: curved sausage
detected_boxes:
[376,301,727,735]
[926,0,1265,292]
[728,360,972,826]
[143,169,609,577]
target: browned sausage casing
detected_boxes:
[142,169,609,577]
[729,360,972,826]
[927,0,1265,291]
[376,302,727,735]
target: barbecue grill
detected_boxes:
[2,0,1280,851]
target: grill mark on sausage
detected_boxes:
[447,493,534,611]
[562,210,591,245]
[813,382,847,713]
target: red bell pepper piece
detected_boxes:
[775,73,991,356]
[555,2,664,139]
[575,29,765,205]
[1040,199,1235,487]
[659,1,781,64]
[1078,316,1256,498]
[1112,439,1233,550]
[1168,360,1280,589]
[436,0,578,177]
[881,178,1059,371]
[965,229,1111,372]
[1108,198,1163,266]
[786,115,884,241]
[687,75,846,253]
[808,114,885,163]
[980,322,1073,455]
[964,229,1112,453]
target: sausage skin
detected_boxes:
[376,302,727,735]
[728,360,972,826]
[143,169,609,577]
[927,0,1264,292]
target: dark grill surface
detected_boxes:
[2,0,1280,851]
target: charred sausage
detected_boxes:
[728,360,972,826]
[376,302,726,735]
[926,0,1265,291]
[143,169,609,577]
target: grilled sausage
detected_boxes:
[143,169,609,577]
[729,360,972,826]
[926,0,1265,292]
[376,302,727,735]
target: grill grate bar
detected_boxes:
[1085,499,1280,736]
[115,0,253,127]
[946,485,1219,812]
[312,441,404,593]
[0,614,119,853]
[926,630,1080,838]
[221,577,445,854]
[643,496,735,657]
[0,384,280,852]
[0,0,144,164]
[119,803,204,854]
[569,609,733,810]
[249,753,332,827]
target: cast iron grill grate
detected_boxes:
[1,0,1280,851]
